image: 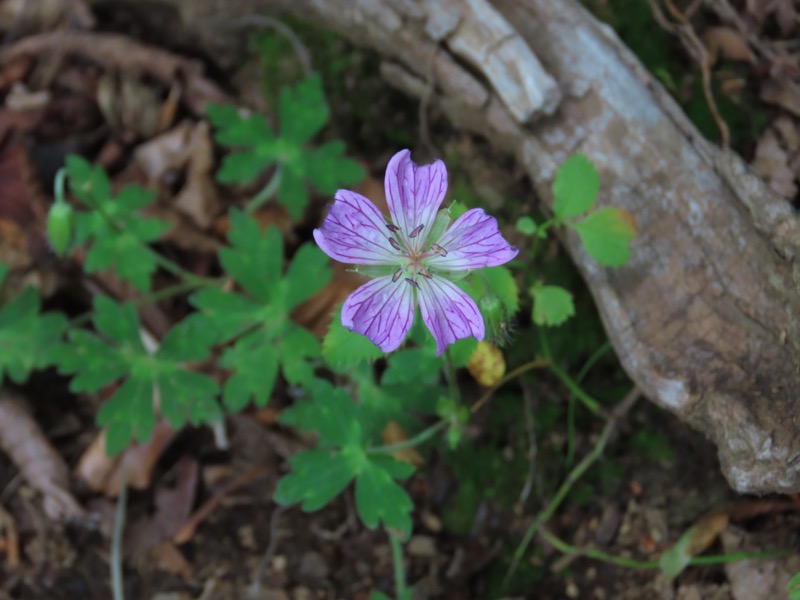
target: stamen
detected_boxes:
[392,268,403,282]
[388,237,403,251]
[419,267,433,279]
[386,223,401,233]
[404,278,420,289]
[409,224,424,238]
[431,243,448,256]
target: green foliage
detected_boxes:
[46,200,74,256]
[572,207,636,267]
[274,380,415,537]
[788,572,800,600]
[515,215,537,236]
[0,287,67,385]
[552,154,600,219]
[207,74,364,218]
[459,266,518,341]
[66,156,169,292]
[531,284,575,327]
[52,296,221,454]
[322,305,384,370]
[189,209,328,410]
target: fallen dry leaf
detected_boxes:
[761,79,800,118]
[382,421,424,467]
[75,421,177,497]
[751,127,797,199]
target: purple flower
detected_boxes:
[314,149,518,356]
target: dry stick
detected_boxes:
[503,386,642,586]
[248,506,287,597]
[648,0,730,147]
[173,465,271,545]
[470,358,551,415]
[110,472,128,600]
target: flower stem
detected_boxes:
[367,420,448,455]
[388,531,408,598]
[503,387,640,586]
[443,348,461,405]
[470,357,550,414]
[246,167,283,215]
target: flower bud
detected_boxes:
[47,201,74,256]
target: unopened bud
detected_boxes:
[47,201,74,256]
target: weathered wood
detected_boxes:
[109,0,800,494]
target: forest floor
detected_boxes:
[0,1,799,599]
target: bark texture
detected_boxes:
[122,0,800,493]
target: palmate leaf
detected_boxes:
[552,153,600,219]
[0,288,67,385]
[66,156,169,292]
[531,284,575,326]
[208,75,364,217]
[274,380,415,536]
[52,296,221,454]
[322,306,384,370]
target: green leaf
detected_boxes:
[67,158,168,292]
[382,349,441,385]
[531,285,575,326]
[283,242,331,309]
[515,215,537,235]
[274,448,362,511]
[280,380,362,448]
[54,296,221,454]
[370,593,390,600]
[220,333,280,411]
[659,526,697,581]
[302,140,365,194]
[278,74,329,145]
[481,266,519,314]
[571,207,636,267]
[355,456,414,537]
[277,326,320,385]
[0,288,67,385]
[322,306,384,370]
[220,210,284,302]
[447,337,478,368]
[788,572,800,600]
[277,167,309,218]
[552,154,600,219]
[0,262,8,286]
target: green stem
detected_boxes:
[529,218,558,261]
[548,361,601,415]
[388,531,407,598]
[367,420,448,455]
[504,388,639,586]
[470,357,550,415]
[443,348,460,405]
[566,341,612,466]
[246,167,283,215]
[54,167,68,205]
[149,252,218,287]
[538,527,791,571]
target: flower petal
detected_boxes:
[384,149,448,251]
[342,275,416,353]
[426,208,518,270]
[313,190,399,265]
[417,276,484,356]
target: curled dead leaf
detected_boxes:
[701,27,754,66]
[382,421,424,467]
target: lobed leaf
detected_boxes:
[572,207,636,267]
[552,153,600,219]
[531,285,575,327]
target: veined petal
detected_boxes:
[313,190,399,265]
[417,276,484,356]
[384,149,447,251]
[342,275,415,353]
[426,208,518,270]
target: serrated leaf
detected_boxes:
[280,380,362,447]
[531,285,575,326]
[220,210,284,302]
[382,349,441,385]
[158,368,221,427]
[302,140,365,194]
[572,207,636,267]
[220,334,280,411]
[277,166,309,218]
[278,74,329,145]
[274,448,362,511]
[481,266,519,313]
[98,376,155,455]
[283,242,331,309]
[322,306,384,369]
[355,457,414,536]
[277,326,320,385]
[0,288,67,384]
[552,154,600,219]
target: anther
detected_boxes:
[386,223,401,233]
[419,267,433,279]
[409,225,424,238]
[405,278,420,289]
[388,237,403,251]
[392,268,403,282]
[431,243,448,256]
